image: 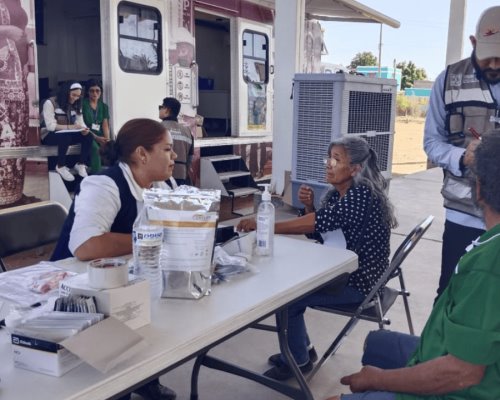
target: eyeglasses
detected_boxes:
[158,105,164,110]
[323,157,338,167]
[89,88,101,93]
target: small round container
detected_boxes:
[87,258,128,290]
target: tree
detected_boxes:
[396,61,428,90]
[349,51,378,70]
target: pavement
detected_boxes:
[149,167,447,400]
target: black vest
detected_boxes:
[51,165,138,261]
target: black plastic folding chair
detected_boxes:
[0,201,68,272]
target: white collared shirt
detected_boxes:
[68,162,169,254]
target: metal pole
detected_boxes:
[378,23,383,77]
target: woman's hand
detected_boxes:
[94,135,109,145]
[298,185,315,212]
[237,218,257,232]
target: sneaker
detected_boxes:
[74,163,88,178]
[268,347,318,366]
[55,165,75,182]
[133,381,176,400]
[264,358,313,381]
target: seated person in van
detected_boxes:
[41,81,92,182]
[82,79,110,173]
[237,136,398,380]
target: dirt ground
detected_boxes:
[392,117,428,176]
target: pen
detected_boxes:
[468,127,482,140]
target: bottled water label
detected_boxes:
[133,229,163,246]
[132,226,163,299]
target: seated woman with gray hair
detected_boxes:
[237,136,398,380]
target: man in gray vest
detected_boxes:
[159,97,194,185]
[424,6,500,299]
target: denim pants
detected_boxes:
[341,330,420,400]
[282,285,365,365]
[42,130,93,167]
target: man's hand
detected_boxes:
[463,140,480,168]
[340,365,383,393]
[237,218,256,232]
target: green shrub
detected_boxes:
[396,93,429,118]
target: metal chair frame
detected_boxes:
[308,215,435,380]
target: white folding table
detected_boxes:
[0,235,357,400]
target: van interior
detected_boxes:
[35,0,102,102]
[194,11,231,138]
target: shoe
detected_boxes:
[268,347,318,366]
[55,165,75,182]
[133,381,176,400]
[74,163,88,178]
[263,358,313,381]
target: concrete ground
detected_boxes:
[150,167,446,400]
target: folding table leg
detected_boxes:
[276,309,314,400]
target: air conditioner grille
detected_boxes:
[295,82,334,182]
[359,134,391,172]
[347,91,392,134]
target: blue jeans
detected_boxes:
[341,330,420,400]
[283,285,365,365]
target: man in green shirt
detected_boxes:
[327,132,500,400]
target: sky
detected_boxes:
[321,0,499,80]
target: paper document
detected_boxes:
[56,128,87,133]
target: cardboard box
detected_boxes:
[11,334,82,377]
[59,274,151,330]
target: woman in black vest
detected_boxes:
[51,118,177,400]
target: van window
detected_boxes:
[118,1,162,74]
[242,30,268,84]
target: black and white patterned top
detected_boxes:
[315,184,391,295]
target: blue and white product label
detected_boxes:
[133,228,163,247]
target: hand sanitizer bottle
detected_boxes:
[256,184,275,256]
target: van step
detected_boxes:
[227,187,259,197]
[201,154,241,162]
[219,171,251,181]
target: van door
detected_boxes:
[101,0,168,131]
[234,19,273,137]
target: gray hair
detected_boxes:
[472,131,500,213]
[321,136,398,229]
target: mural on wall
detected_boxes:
[234,142,272,180]
[0,0,36,207]
[303,19,324,73]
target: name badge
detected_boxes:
[92,123,100,131]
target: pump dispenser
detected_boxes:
[256,184,275,256]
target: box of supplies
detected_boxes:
[11,334,82,377]
[59,274,151,330]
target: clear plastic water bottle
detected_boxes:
[256,184,275,256]
[132,201,163,300]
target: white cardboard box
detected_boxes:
[11,317,146,377]
[11,334,82,377]
[59,274,151,330]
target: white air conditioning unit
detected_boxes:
[291,73,397,208]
